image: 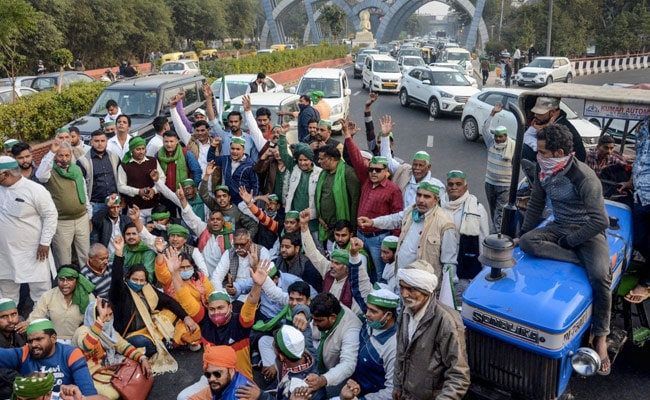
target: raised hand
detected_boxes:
[239,186,254,205]
[380,115,394,136]
[205,160,217,176]
[299,209,311,230]
[50,137,62,154]
[357,216,374,229]
[128,205,141,223]
[349,237,363,257]
[112,235,124,255]
[242,95,252,112]
[154,236,166,253]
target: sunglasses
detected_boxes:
[368,167,385,173]
[204,371,224,379]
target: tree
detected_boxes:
[0,0,39,102]
[225,0,257,41]
[50,48,72,93]
[317,4,346,42]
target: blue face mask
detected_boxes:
[127,281,145,292]
[412,208,423,223]
[180,270,194,280]
[366,313,388,330]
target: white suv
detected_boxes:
[399,66,479,118]
[514,56,574,87]
[295,68,351,128]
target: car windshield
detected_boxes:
[297,78,341,98]
[431,71,470,86]
[435,64,464,74]
[32,77,57,91]
[374,61,400,73]
[356,54,368,65]
[401,49,421,56]
[161,63,185,72]
[446,52,470,62]
[90,89,160,118]
[527,58,554,68]
[212,80,252,99]
[403,58,424,66]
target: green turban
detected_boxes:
[57,266,95,314]
[331,249,349,265]
[447,170,466,179]
[418,181,440,195]
[151,211,171,221]
[168,224,189,238]
[285,210,300,220]
[122,137,146,163]
[181,179,196,188]
[290,143,314,161]
[12,373,55,399]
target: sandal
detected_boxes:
[624,287,650,304]
[597,355,611,376]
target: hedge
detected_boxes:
[1,45,349,143]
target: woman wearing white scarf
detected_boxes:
[72,298,152,399]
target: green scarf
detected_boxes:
[125,242,156,283]
[252,304,292,332]
[57,267,95,314]
[53,163,86,204]
[157,145,188,188]
[317,310,344,373]
[315,160,350,241]
[209,227,234,249]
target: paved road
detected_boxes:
[152,68,650,400]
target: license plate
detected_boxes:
[384,83,396,88]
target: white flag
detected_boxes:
[217,75,231,127]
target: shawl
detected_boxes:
[158,145,188,189]
[443,191,482,236]
[315,160,349,241]
[58,266,95,314]
[53,163,86,204]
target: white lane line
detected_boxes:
[427,136,434,147]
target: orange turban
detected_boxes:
[203,345,237,370]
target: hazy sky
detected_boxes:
[417,1,451,16]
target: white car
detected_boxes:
[229,92,299,144]
[399,66,479,118]
[398,55,425,74]
[514,56,575,87]
[0,86,37,105]
[294,68,351,129]
[430,62,478,87]
[160,60,201,76]
[210,74,284,100]
[362,54,402,93]
[460,87,601,148]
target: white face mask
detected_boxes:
[537,153,570,175]
[153,223,167,231]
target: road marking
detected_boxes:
[427,136,434,147]
[353,90,364,96]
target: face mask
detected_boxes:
[102,319,114,333]
[412,208,424,223]
[494,142,507,150]
[366,313,388,330]
[153,223,167,231]
[127,281,144,292]
[209,311,230,327]
[298,104,307,111]
[180,270,194,280]
[537,153,570,175]
[56,161,70,169]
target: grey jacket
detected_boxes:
[394,298,470,400]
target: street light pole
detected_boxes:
[498,0,504,41]
[545,0,553,56]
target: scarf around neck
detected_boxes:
[315,160,350,241]
[317,309,344,373]
[53,163,86,204]
[158,145,188,188]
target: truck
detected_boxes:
[462,83,650,400]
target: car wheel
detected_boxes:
[399,89,410,107]
[545,76,553,86]
[362,79,367,89]
[462,117,480,141]
[565,73,572,83]
[428,98,440,118]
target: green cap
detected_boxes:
[268,194,279,202]
[26,318,55,335]
[207,291,231,304]
[318,120,332,127]
[381,235,398,249]
[56,127,70,134]
[129,137,146,151]
[286,210,300,220]
[311,90,325,98]
[370,156,388,166]
[214,185,230,194]
[168,224,189,238]
[181,179,196,188]
[0,298,17,312]
[490,126,508,136]
[447,170,466,179]
[413,151,430,162]
[268,262,279,278]
[151,211,171,221]
[104,195,121,205]
[331,249,349,265]
[0,156,18,170]
[12,372,55,399]
[366,288,399,309]
[104,121,116,127]
[231,137,246,147]
[3,139,19,150]
[418,181,440,195]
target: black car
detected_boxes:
[30,71,95,92]
[65,74,206,142]
[353,49,378,79]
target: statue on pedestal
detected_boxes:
[359,10,371,33]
